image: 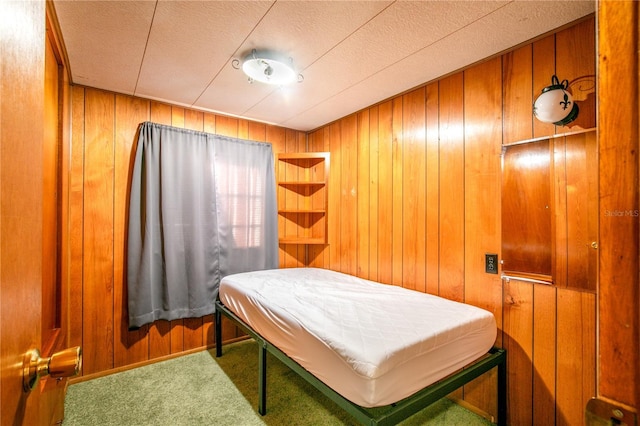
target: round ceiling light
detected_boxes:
[240,50,300,86]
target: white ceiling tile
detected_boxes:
[54,0,156,94]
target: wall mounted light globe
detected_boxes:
[533,75,579,126]
[241,50,299,85]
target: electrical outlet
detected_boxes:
[485,254,499,274]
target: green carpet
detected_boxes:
[64,340,493,425]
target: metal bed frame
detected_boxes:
[215,299,506,426]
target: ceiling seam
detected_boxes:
[133,0,159,96]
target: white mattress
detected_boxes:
[219,267,497,407]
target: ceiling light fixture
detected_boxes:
[533,75,579,126]
[232,49,303,86]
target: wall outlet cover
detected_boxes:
[485,253,499,274]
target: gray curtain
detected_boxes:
[127,121,278,329]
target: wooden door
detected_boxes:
[1,1,70,424]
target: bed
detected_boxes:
[215,267,506,425]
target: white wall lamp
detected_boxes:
[232,49,303,86]
[533,75,579,126]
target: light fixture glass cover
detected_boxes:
[241,50,298,85]
[533,75,579,126]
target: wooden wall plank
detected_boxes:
[309,135,327,245]
[307,127,331,268]
[270,126,290,268]
[463,57,503,414]
[184,109,203,131]
[533,284,557,426]
[294,130,307,266]
[340,115,358,276]
[438,73,465,302]
[69,86,85,356]
[391,99,403,287]
[556,17,596,131]
[377,102,393,284]
[402,88,426,292]
[356,110,370,279]
[247,120,266,142]
[564,132,598,291]
[556,288,596,425]
[268,125,287,156]
[328,122,342,271]
[321,129,332,268]
[532,34,556,139]
[585,131,598,293]
[503,44,533,144]
[82,88,115,374]
[215,115,238,137]
[305,129,325,267]
[425,83,439,295]
[280,129,298,267]
[237,118,249,140]
[151,102,172,125]
[580,292,597,416]
[368,106,380,282]
[113,94,150,367]
[203,112,216,134]
[553,136,569,288]
[504,279,534,425]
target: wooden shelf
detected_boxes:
[277,152,330,160]
[278,209,326,214]
[279,237,326,245]
[503,127,596,147]
[278,181,326,186]
[276,152,329,245]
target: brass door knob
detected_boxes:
[23,346,82,392]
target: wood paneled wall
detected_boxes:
[68,90,307,376]
[67,15,596,426]
[306,16,595,425]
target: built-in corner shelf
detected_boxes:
[276,152,329,245]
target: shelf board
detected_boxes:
[503,127,596,147]
[278,209,326,214]
[279,237,326,245]
[278,181,326,186]
[277,152,330,160]
[501,271,553,285]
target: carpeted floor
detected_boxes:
[63,340,493,425]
